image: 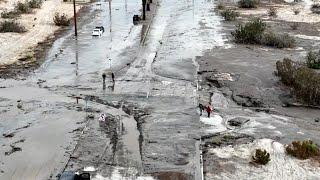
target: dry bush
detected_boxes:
[306,50,320,69]
[221,9,240,21]
[232,18,266,44]
[15,1,32,14]
[0,20,27,33]
[217,2,225,10]
[232,18,295,48]
[286,140,319,160]
[261,32,295,48]
[276,58,320,105]
[268,7,277,17]
[311,4,320,14]
[28,0,43,8]
[238,0,260,8]
[292,8,300,15]
[1,10,19,18]
[290,22,299,30]
[53,13,70,26]
[252,149,271,165]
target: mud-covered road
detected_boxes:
[1,0,320,179]
[0,0,221,179]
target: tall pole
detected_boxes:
[142,0,146,20]
[73,0,78,37]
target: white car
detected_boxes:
[92,28,103,36]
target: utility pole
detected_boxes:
[73,0,77,37]
[142,0,146,20]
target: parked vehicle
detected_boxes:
[95,26,105,33]
[92,28,103,36]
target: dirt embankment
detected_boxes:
[0,0,84,79]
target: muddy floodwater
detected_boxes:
[0,0,320,179]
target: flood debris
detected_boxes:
[228,117,250,127]
[5,145,22,156]
[2,132,15,138]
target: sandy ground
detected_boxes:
[0,0,82,66]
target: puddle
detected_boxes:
[121,115,142,166]
[200,115,227,134]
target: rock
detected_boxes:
[228,117,250,127]
[3,132,15,138]
[315,118,320,123]
[87,114,94,119]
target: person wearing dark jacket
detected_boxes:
[206,102,213,118]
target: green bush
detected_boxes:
[238,0,259,8]
[286,140,319,159]
[252,149,270,165]
[28,0,43,8]
[232,18,266,44]
[53,13,70,26]
[261,32,295,48]
[268,7,277,17]
[0,21,27,33]
[306,50,320,69]
[221,9,240,21]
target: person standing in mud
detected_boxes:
[199,103,204,116]
[102,73,106,90]
[111,72,115,83]
[206,102,213,118]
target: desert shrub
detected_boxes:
[15,1,32,14]
[238,0,259,8]
[0,20,27,33]
[252,149,270,165]
[28,0,43,8]
[217,2,225,10]
[53,13,70,26]
[286,140,319,159]
[275,58,296,85]
[290,22,299,30]
[276,58,320,105]
[221,9,240,21]
[311,4,320,14]
[268,7,277,17]
[292,8,300,15]
[261,32,295,48]
[232,18,266,44]
[1,10,19,19]
[306,50,320,69]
